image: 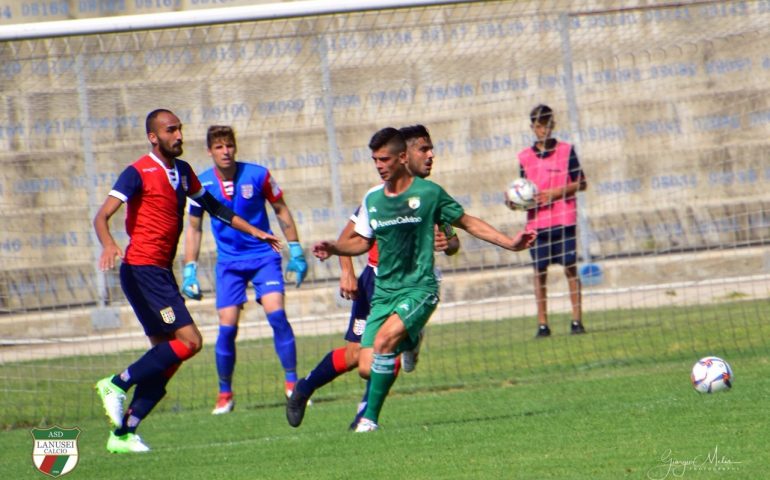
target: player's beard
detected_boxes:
[161,141,183,159]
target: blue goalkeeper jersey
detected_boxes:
[189,162,282,262]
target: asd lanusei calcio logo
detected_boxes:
[30,426,81,477]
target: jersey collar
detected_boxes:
[148,152,180,189]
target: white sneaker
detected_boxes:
[95,377,126,427]
[106,432,150,453]
[401,330,425,373]
[354,418,379,433]
[211,393,234,415]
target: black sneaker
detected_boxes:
[571,321,586,335]
[535,325,551,338]
[286,379,311,428]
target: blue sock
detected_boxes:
[114,372,171,436]
[266,310,297,382]
[299,348,349,396]
[112,341,189,391]
[215,325,238,394]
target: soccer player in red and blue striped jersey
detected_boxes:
[93,109,281,453]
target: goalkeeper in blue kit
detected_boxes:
[183,125,308,414]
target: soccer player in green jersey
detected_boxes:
[286,125,457,430]
[312,127,535,431]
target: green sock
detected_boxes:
[362,353,397,424]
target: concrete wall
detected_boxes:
[1,0,769,338]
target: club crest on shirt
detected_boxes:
[180,175,188,191]
[241,184,254,199]
[353,318,366,336]
[408,196,420,209]
[160,307,176,324]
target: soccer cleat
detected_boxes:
[535,324,551,338]
[401,329,425,373]
[211,393,234,415]
[354,418,379,433]
[570,321,586,335]
[95,377,126,427]
[106,432,150,453]
[348,401,367,431]
[285,380,311,428]
[286,387,312,407]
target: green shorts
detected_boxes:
[361,289,439,351]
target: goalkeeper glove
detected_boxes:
[181,261,202,300]
[286,241,308,288]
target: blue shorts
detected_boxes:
[344,265,376,343]
[215,255,285,309]
[530,225,577,272]
[120,263,194,337]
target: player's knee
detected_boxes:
[345,343,361,369]
[266,310,294,337]
[182,338,202,356]
[169,338,200,361]
[373,335,398,354]
[357,355,372,378]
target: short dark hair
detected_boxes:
[206,125,236,149]
[146,108,174,134]
[399,124,431,143]
[529,104,553,125]
[368,127,406,153]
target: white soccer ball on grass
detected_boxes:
[691,356,733,393]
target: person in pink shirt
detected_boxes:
[517,104,588,338]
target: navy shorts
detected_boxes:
[343,264,375,343]
[215,255,285,309]
[120,263,195,337]
[530,225,577,272]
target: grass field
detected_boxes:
[1,299,769,479]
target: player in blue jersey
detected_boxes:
[286,125,459,428]
[94,109,281,453]
[183,125,308,414]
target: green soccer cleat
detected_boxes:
[95,377,126,428]
[106,432,150,453]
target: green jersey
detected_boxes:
[354,177,464,295]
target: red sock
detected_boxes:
[331,347,349,373]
